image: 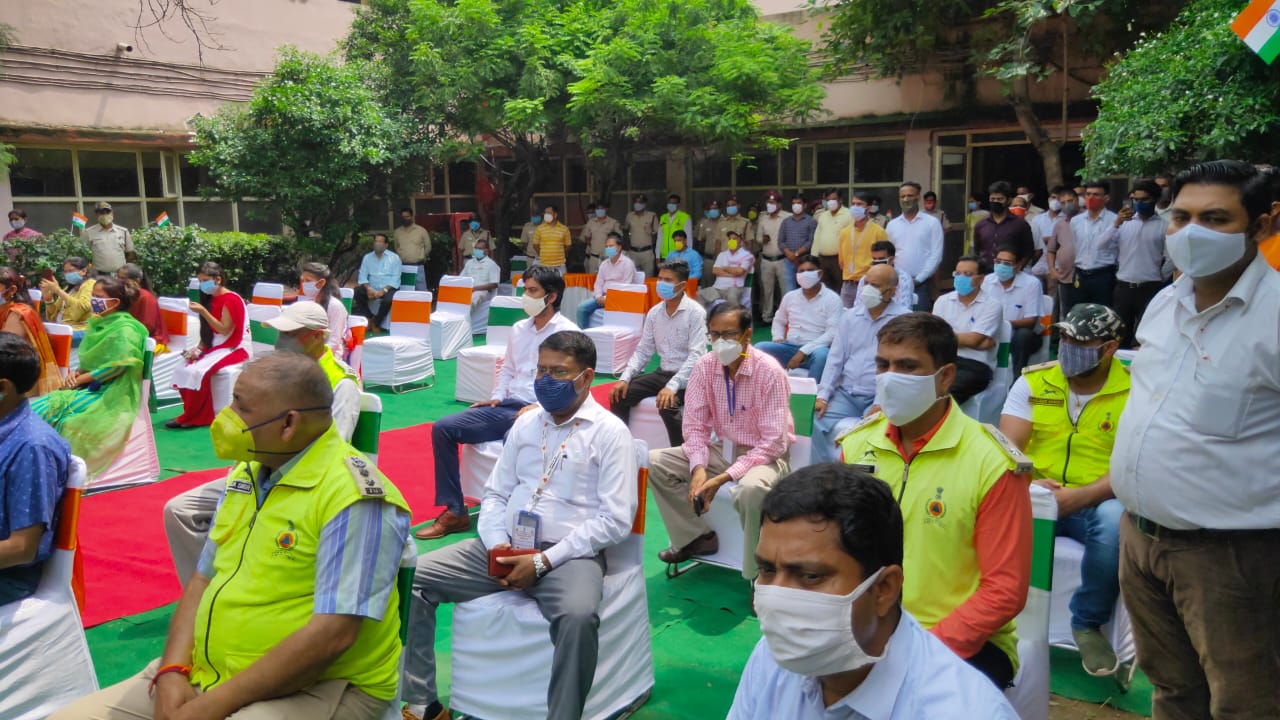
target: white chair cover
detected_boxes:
[152,297,197,406]
[250,282,285,307]
[961,320,1013,425]
[628,397,672,453]
[455,297,523,404]
[90,338,161,492]
[1049,538,1137,664]
[247,303,283,359]
[362,291,435,392]
[429,275,473,360]
[582,284,647,375]
[1005,483,1057,720]
[1027,294,1053,367]
[459,440,502,505]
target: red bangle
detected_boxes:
[148,663,192,697]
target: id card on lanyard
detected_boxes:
[518,420,582,548]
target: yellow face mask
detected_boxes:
[209,405,328,463]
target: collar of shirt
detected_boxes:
[814,614,913,719]
[1173,250,1268,317]
[0,401,33,441]
[882,401,954,462]
[664,294,696,318]
[255,434,320,505]
[538,394,608,430]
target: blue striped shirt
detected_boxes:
[0,402,71,605]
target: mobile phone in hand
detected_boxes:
[693,495,706,517]
[42,268,55,283]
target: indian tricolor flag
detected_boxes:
[1232,0,1280,65]
[71,212,87,230]
[155,211,172,227]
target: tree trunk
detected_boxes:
[1009,75,1064,189]
[491,136,549,279]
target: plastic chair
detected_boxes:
[340,287,355,313]
[151,297,196,409]
[454,296,523,404]
[1004,483,1057,720]
[429,275,474,360]
[1027,294,1054,367]
[960,321,1013,425]
[0,456,98,720]
[187,277,200,303]
[400,266,420,292]
[361,291,436,393]
[582,284,648,375]
[91,338,162,492]
[250,282,284,307]
[449,440,654,720]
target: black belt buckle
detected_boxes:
[1132,514,1162,539]
[762,254,784,261]
[631,245,652,252]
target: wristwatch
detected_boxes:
[532,553,549,578]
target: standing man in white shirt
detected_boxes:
[812,189,853,292]
[1030,185,1067,276]
[755,192,787,324]
[757,255,842,383]
[1112,179,1170,348]
[401,331,637,720]
[983,244,1043,378]
[575,232,637,328]
[697,230,755,309]
[1111,161,1280,720]
[419,267,578,541]
[885,182,944,311]
[609,260,707,447]
[395,207,431,291]
[729,464,1019,720]
[931,255,1003,404]
[462,237,501,316]
[1069,180,1120,311]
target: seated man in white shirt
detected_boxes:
[983,244,1043,378]
[857,241,914,309]
[461,236,500,313]
[756,254,843,382]
[931,255,1003,404]
[576,232,637,328]
[697,230,755,309]
[609,259,707,447]
[729,464,1018,719]
[400,331,638,720]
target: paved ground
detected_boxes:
[1052,696,1145,720]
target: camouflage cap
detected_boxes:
[1053,303,1123,342]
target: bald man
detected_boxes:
[812,264,910,463]
[54,354,411,720]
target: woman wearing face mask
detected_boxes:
[298,261,348,359]
[39,256,96,341]
[0,266,61,395]
[168,261,250,429]
[117,263,169,351]
[31,275,148,475]
[4,208,41,244]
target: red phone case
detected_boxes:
[488,547,538,577]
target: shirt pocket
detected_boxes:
[1189,364,1252,439]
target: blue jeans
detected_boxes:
[431,400,526,515]
[1057,497,1124,630]
[782,258,798,293]
[755,342,829,385]
[811,389,874,464]
[576,297,603,328]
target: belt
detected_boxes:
[1129,513,1280,541]
[631,245,652,252]
[762,254,784,261]
[1117,279,1163,289]
[586,253,601,258]
[1074,265,1117,276]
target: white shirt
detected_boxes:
[619,295,707,391]
[332,376,361,442]
[1069,210,1119,270]
[713,248,756,289]
[1116,214,1170,283]
[1029,211,1061,252]
[593,253,638,299]
[477,397,638,570]
[1112,253,1280,530]
[857,267,914,309]
[727,613,1018,720]
[771,286,843,355]
[932,290,1004,368]
[493,312,580,404]
[1002,375,1096,425]
[982,272,1042,322]
[885,212,944,284]
[462,256,501,292]
[819,301,911,401]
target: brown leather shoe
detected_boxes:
[414,509,471,540]
[402,706,451,720]
[658,531,718,564]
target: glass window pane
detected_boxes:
[735,152,779,189]
[12,202,78,235]
[416,197,448,215]
[939,186,967,228]
[938,134,967,147]
[79,151,139,198]
[940,152,968,182]
[565,156,588,193]
[692,153,732,188]
[448,161,477,196]
[853,141,904,185]
[102,202,143,230]
[859,185,903,217]
[630,159,666,190]
[179,155,213,196]
[10,148,75,197]
[149,201,179,230]
[182,201,234,231]
[543,159,565,195]
[141,152,164,198]
[238,202,283,234]
[449,197,478,215]
[815,144,850,186]
[431,164,446,195]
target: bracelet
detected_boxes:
[147,663,192,697]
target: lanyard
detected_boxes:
[723,368,737,418]
[531,420,582,510]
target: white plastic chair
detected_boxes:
[449,440,654,720]
[0,456,99,720]
[960,320,1013,425]
[361,291,435,393]
[91,338,162,492]
[429,275,474,360]
[250,282,284,307]
[454,296,523,404]
[152,297,196,407]
[582,283,647,375]
[1004,483,1057,720]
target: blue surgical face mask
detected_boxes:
[534,370,586,413]
[850,205,867,220]
[994,263,1015,282]
[708,209,720,220]
[472,248,485,260]
[595,208,607,218]
[968,201,979,212]
[604,246,619,259]
[65,271,83,285]
[953,275,974,296]
[531,215,541,224]
[726,205,739,216]
[1132,200,1156,217]
[470,220,480,231]
[199,279,218,294]
[667,203,678,214]
[656,280,680,300]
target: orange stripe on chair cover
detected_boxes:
[1041,313,1052,337]
[54,487,82,551]
[511,271,524,287]
[252,294,283,306]
[631,467,648,535]
[48,332,72,370]
[390,299,431,325]
[604,289,647,314]
[162,308,188,336]
[72,543,85,615]
[438,285,472,306]
[350,323,367,345]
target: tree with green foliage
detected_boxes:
[1084,0,1280,177]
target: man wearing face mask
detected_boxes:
[579,201,622,275]
[697,230,755,309]
[777,195,817,293]
[931,256,1003,404]
[758,255,842,383]
[1069,180,1119,311]
[755,192,787,324]
[999,303,1129,679]
[532,206,572,274]
[394,207,431,291]
[856,241,913,309]
[658,194,693,263]
[695,200,723,287]
[649,303,793,582]
[576,233,636,328]
[972,181,1035,271]
[1153,174,1174,219]
[1112,179,1171,348]
[868,196,889,228]
[401,331,636,720]
[662,229,703,283]
[461,237,500,315]
[420,267,578,540]
[521,206,542,260]
[1029,185,1067,280]
[838,312,1032,688]
[1016,185,1045,218]
[716,195,752,257]
[922,190,949,228]
[813,263,908,464]
[1111,161,1280,719]
[982,244,1043,378]
[886,182,944,311]
[459,214,491,260]
[729,465,1019,719]
[58,354,411,720]
[812,189,853,292]
[625,194,661,276]
[83,201,136,276]
[1046,187,1082,315]
[353,233,403,334]
[162,301,363,584]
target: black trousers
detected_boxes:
[1010,326,1043,378]
[1072,265,1117,311]
[609,370,684,447]
[950,357,993,405]
[966,640,1016,689]
[1113,279,1164,348]
[352,286,397,329]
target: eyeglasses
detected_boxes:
[871,259,890,265]
[708,330,744,342]
[535,367,584,381]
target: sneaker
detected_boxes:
[1073,627,1120,676]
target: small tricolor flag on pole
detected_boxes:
[71,212,87,230]
[1232,0,1280,65]
[155,211,171,227]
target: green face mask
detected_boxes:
[210,405,329,464]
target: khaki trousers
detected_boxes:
[49,660,388,720]
[648,446,788,580]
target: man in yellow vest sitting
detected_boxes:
[838,312,1032,689]
[998,303,1129,678]
[53,353,411,720]
[163,301,362,584]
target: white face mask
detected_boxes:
[521,293,547,317]
[9,219,24,230]
[1048,199,1062,212]
[796,270,822,290]
[1165,222,1248,278]
[301,281,319,299]
[634,203,645,212]
[712,338,744,366]
[766,202,778,214]
[543,213,555,224]
[826,199,840,212]
[792,203,805,215]
[875,370,942,426]
[755,568,885,677]
[850,205,867,220]
[860,284,884,309]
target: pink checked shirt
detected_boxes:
[682,346,794,480]
[593,253,638,300]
